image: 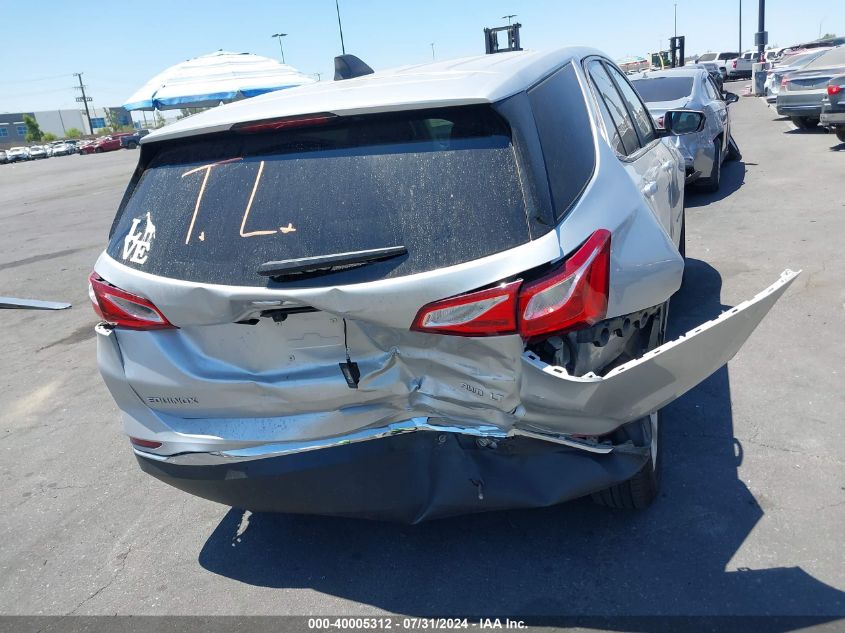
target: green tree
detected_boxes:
[23,115,43,143]
[42,132,58,142]
[154,111,167,128]
[65,128,82,139]
[820,32,837,39]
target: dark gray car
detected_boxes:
[777,46,845,128]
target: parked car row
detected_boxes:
[1,130,153,163]
[0,139,81,163]
[89,46,794,522]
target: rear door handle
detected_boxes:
[641,181,658,197]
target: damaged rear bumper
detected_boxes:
[131,270,799,521]
[136,430,648,523]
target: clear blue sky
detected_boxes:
[1,0,841,113]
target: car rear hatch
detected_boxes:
[95,104,568,442]
[94,101,798,452]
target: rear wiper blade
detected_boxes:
[257,245,407,280]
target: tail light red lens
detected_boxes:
[518,229,610,339]
[781,77,789,88]
[829,85,843,96]
[732,60,737,68]
[89,272,175,330]
[656,115,665,128]
[411,230,611,339]
[129,437,162,449]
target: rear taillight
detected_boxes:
[411,280,521,336]
[732,60,737,68]
[829,84,843,96]
[656,115,665,128]
[411,230,611,339]
[232,112,337,133]
[89,272,174,330]
[781,77,789,88]
[518,229,610,339]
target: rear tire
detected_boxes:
[591,411,662,510]
[697,140,722,192]
[127,141,138,149]
[792,117,819,129]
[836,130,845,143]
[95,147,103,154]
[591,303,668,510]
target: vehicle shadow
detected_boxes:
[686,160,746,207]
[830,141,845,152]
[197,259,845,625]
[784,126,827,135]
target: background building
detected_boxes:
[0,106,137,148]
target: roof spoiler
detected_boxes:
[334,54,374,81]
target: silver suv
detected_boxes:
[92,47,796,523]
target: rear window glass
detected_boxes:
[697,53,717,62]
[107,106,531,287]
[718,53,738,60]
[631,77,694,102]
[806,46,845,69]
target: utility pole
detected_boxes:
[738,0,742,53]
[757,0,766,60]
[271,33,287,64]
[73,73,93,135]
[674,3,677,38]
[502,14,517,26]
[335,0,346,55]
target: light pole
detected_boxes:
[739,0,742,53]
[335,0,346,55]
[502,14,516,26]
[271,33,287,64]
[674,3,677,38]
[430,42,435,61]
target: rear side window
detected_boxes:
[588,61,641,155]
[527,63,596,221]
[718,53,738,60]
[631,77,695,102]
[606,64,657,147]
[107,106,531,287]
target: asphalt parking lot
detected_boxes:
[1,95,844,623]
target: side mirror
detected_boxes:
[663,110,706,136]
[723,91,740,104]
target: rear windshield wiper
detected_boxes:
[257,245,407,280]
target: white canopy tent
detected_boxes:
[123,50,315,111]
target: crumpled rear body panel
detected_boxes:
[97,270,799,457]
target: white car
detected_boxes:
[7,147,30,162]
[696,51,740,80]
[50,141,74,156]
[28,145,48,159]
